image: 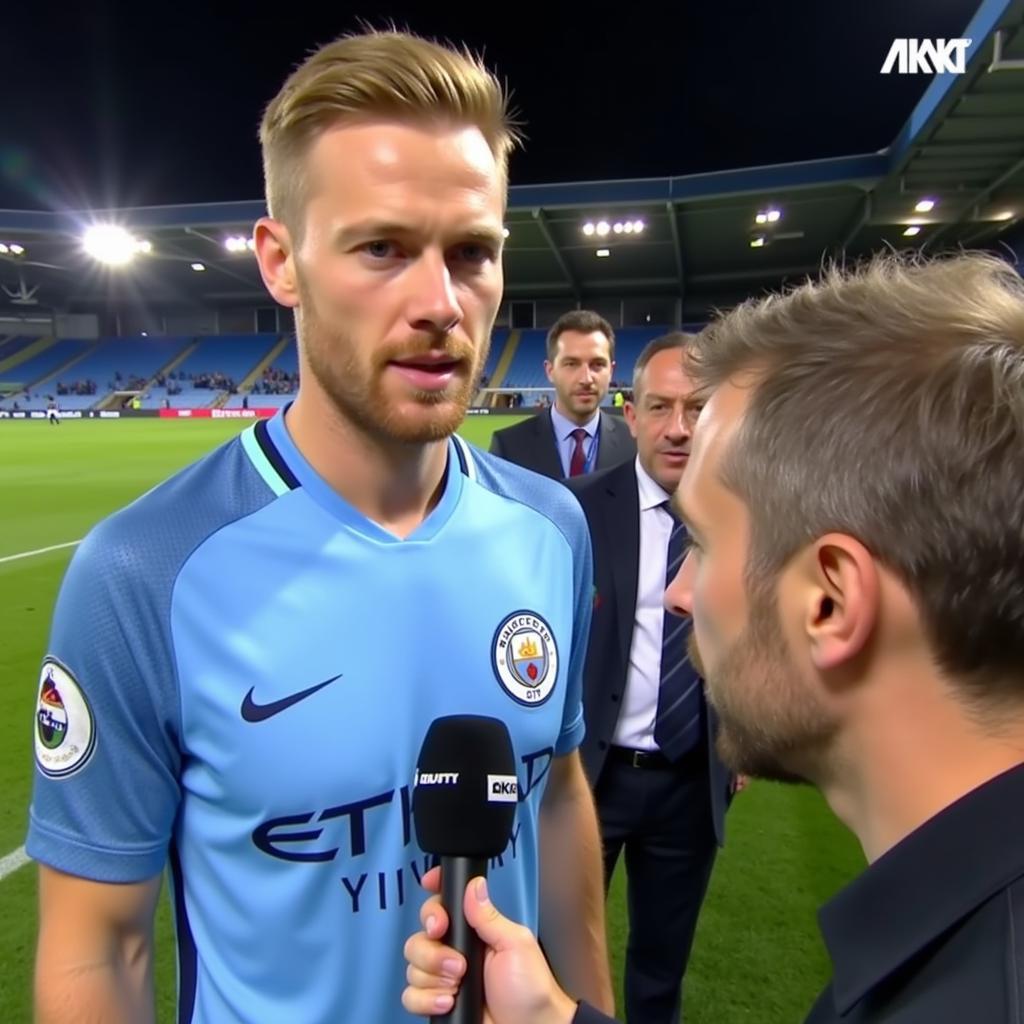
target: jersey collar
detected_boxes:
[241,405,468,543]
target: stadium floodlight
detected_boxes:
[596,248,611,257]
[0,243,8,255]
[135,239,152,254]
[191,262,206,272]
[903,225,921,237]
[596,220,611,236]
[750,235,766,248]
[915,198,936,213]
[583,222,596,236]
[755,213,768,225]
[225,235,248,253]
[245,238,255,252]
[8,242,25,255]
[994,210,1015,221]
[613,222,624,234]
[766,209,781,223]
[633,219,645,232]
[82,224,145,266]
[503,227,510,238]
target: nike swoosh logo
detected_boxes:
[240,674,343,723]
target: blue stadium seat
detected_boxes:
[174,334,278,384]
[0,340,95,393]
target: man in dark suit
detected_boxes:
[568,332,733,1023]
[489,310,635,479]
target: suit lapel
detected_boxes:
[603,462,640,669]
[536,410,565,479]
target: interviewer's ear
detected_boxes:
[797,534,879,671]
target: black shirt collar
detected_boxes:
[818,761,1024,1015]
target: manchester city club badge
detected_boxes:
[492,611,559,706]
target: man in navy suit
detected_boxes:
[489,310,635,479]
[567,332,733,1022]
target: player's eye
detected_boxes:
[364,240,400,260]
[451,243,495,265]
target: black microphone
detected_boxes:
[413,715,518,1024]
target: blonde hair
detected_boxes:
[260,30,520,238]
[689,251,1024,701]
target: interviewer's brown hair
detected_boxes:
[689,252,1024,702]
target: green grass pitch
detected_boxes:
[0,417,864,1022]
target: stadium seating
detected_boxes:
[499,329,546,388]
[0,336,40,361]
[224,335,297,407]
[0,339,95,387]
[142,386,227,410]
[609,326,670,383]
[481,327,507,383]
[72,336,192,389]
[267,337,298,376]
[141,334,279,409]
[174,334,277,384]
[49,393,105,411]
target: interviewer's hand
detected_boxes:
[401,866,578,1024]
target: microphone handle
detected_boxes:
[432,855,490,1024]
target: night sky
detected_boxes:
[2,0,982,211]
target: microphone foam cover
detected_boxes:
[413,715,518,858]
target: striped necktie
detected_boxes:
[653,501,704,761]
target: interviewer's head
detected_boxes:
[667,252,1024,784]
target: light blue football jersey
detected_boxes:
[27,408,592,1023]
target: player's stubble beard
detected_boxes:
[297,281,491,445]
[687,580,838,786]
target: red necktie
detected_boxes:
[569,428,588,477]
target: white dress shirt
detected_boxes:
[612,456,675,751]
[549,405,601,477]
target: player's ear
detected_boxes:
[254,219,300,308]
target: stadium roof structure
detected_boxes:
[1,0,1022,320]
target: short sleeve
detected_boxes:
[27,517,183,883]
